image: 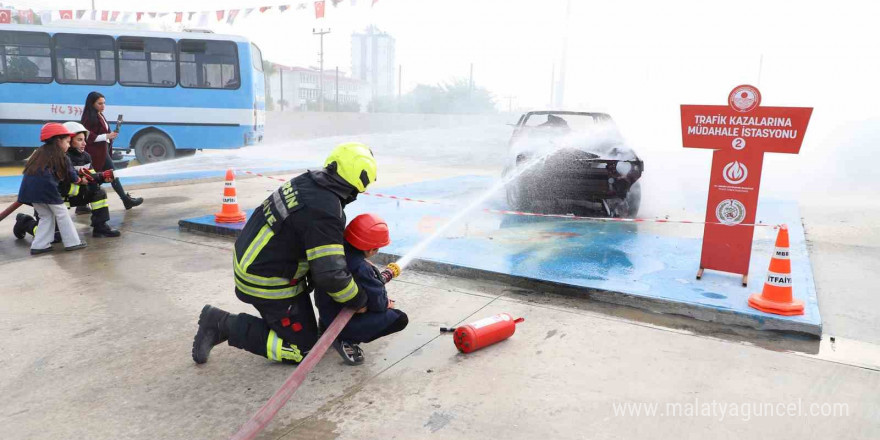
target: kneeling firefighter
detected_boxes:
[192,142,377,364]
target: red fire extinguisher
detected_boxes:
[443,313,525,353]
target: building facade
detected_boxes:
[351,26,396,100]
[266,64,367,112]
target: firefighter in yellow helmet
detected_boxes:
[192,142,386,365]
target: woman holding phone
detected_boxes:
[81,91,143,210]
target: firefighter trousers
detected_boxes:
[227,292,319,364]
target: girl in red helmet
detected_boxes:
[315,213,407,365]
[15,123,89,254]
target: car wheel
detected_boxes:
[134,132,175,163]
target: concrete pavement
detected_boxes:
[1,167,878,439]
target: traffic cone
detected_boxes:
[747,225,804,316]
[214,169,247,223]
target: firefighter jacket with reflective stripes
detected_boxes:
[67,149,94,172]
[232,170,367,309]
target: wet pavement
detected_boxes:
[1,159,879,439]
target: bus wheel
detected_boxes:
[134,132,175,163]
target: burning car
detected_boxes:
[502,111,644,217]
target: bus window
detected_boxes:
[178,39,240,89]
[54,33,115,85]
[251,43,263,72]
[0,31,53,83]
[118,37,176,87]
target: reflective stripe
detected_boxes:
[272,190,287,220]
[294,260,310,280]
[232,249,291,287]
[765,271,792,287]
[265,330,303,363]
[68,184,80,196]
[773,247,790,260]
[266,329,280,361]
[306,244,344,261]
[327,278,358,303]
[90,199,109,210]
[238,225,274,273]
[234,277,303,299]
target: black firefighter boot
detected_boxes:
[92,222,121,238]
[13,213,35,239]
[192,305,232,364]
[111,178,143,210]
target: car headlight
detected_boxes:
[615,161,632,175]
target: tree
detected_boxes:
[262,61,278,111]
[368,78,496,114]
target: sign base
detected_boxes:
[696,267,748,287]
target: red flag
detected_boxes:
[136,12,144,21]
[260,7,271,13]
[101,10,109,21]
[59,10,73,20]
[227,9,239,24]
[315,1,325,18]
[0,9,11,24]
[111,11,120,21]
[216,10,225,21]
[175,12,183,23]
[372,0,379,6]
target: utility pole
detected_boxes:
[503,95,515,113]
[279,69,284,111]
[398,64,402,101]
[335,66,339,111]
[313,28,331,112]
[469,63,474,92]
[554,0,571,108]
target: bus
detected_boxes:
[0,23,265,163]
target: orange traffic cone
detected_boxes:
[747,224,804,316]
[214,169,247,223]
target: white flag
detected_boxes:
[197,11,209,27]
[38,10,52,23]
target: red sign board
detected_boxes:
[681,85,812,284]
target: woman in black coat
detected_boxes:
[81,91,143,209]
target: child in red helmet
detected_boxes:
[15,123,89,254]
[315,213,406,365]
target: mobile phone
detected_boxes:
[115,114,123,133]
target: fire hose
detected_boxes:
[0,201,22,223]
[229,307,355,440]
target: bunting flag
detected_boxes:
[227,9,239,24]
[5,1,375,26]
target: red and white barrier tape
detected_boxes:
[239,169,774,228]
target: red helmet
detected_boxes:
[345,213,391,250]
[40,123,74,142]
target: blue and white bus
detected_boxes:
[0,23,265,163]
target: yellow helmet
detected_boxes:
[324,142,377,193]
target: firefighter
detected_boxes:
[192,142,378,365]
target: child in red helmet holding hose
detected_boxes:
[315,213,407,365]
[15,123,89,255]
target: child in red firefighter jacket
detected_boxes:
[315,213,407,365]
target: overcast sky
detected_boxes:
[6,1,880,126]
